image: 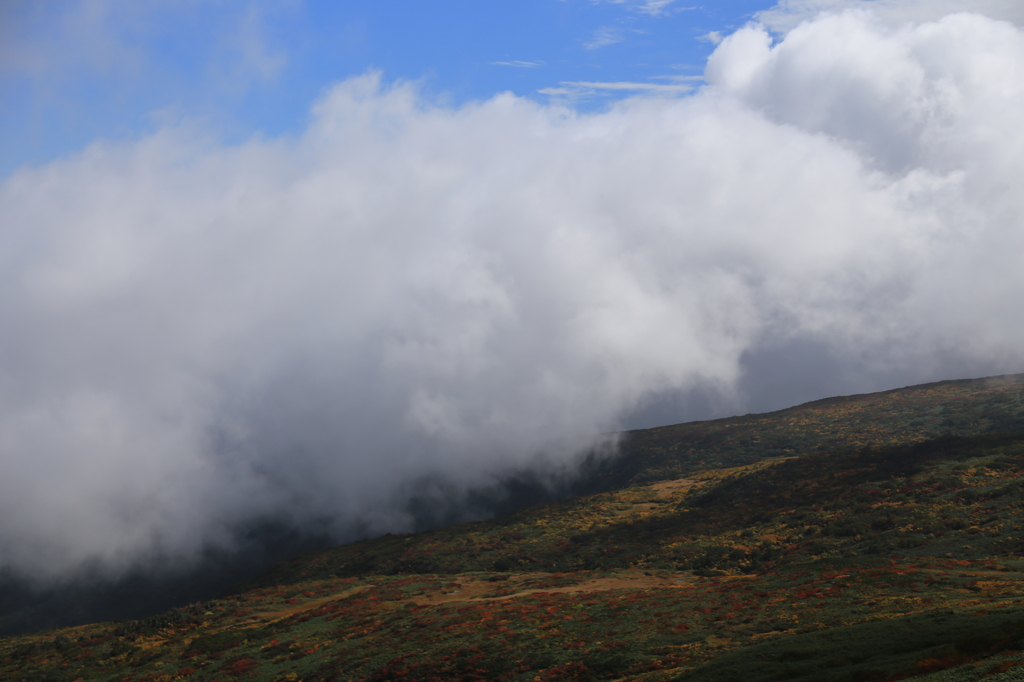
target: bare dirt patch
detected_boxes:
[243,571,697,622]
[249,585,369,623]
[410,571,693,606]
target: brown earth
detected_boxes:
[246,571,696,623]
[409,571,695,606]
[247,585,369,623]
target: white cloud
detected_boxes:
[757,0,1024,33]
[3,8,1024,580]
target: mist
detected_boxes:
[2,7,1024,582]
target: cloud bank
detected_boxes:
[3,8,1024,580]
[756,0,1024,33]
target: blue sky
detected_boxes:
[1,0,774,175]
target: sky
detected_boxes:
[1,0,773,174]
[3,0,1024,582]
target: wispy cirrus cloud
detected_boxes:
[0,0,292,89]
[583,1,697,50]
[489,60,543,68]
[539,79,694,97]
[584,26,628,49]
[594,0,694,18]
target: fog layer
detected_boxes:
[3,8,1024,579]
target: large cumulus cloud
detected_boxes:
[2,7,1024,580]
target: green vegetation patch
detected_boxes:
[674,607,1024,682]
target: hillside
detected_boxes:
[5,375,1024,681]
[580,374,1024,492]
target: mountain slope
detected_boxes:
[581,374,1024,492]
[5,374,1024,681]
